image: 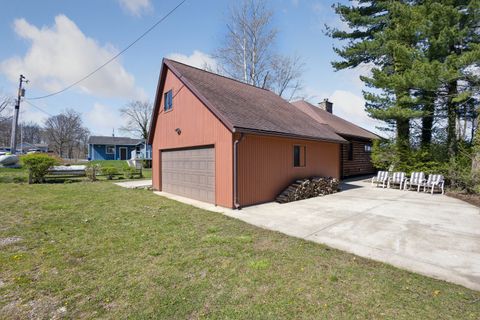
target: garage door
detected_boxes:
[161,147,215,203]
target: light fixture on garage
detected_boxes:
[175,128,181,135]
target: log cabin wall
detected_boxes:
[341,138,375,178]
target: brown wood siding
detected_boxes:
[151,69,234,207]
[341,139,375,177]
[238,134,340,207]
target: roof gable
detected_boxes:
[291,100,379,140]
[149,59,346,144]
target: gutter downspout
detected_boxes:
[233,133,245,209]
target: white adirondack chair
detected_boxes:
[371,171,389,188]
[404,172,426,192]
[424,174,445,194]
[388,172,406,189]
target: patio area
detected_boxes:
[223,178,480,291]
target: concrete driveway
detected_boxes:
[224,178,480,291]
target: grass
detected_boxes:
[0,182,479,319]
[0,167,28,183]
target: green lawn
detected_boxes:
[0,167,28,183]
[0,181,479,319]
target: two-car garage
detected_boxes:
[161,146,215,204]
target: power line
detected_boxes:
[28,0,188,100]
[24,99,54,116]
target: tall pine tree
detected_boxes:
[330,1,424,153]
[330,0,480,157]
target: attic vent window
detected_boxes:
[164,90,173,111]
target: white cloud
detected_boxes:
[328,90,383,135]
[338,63,375,89]
[118,0,152,16]
[301,88,384,135]
[84,103,125,136]
[166,50,218,70]
[0,15,145,99]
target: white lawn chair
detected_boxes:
[371,171,389,188]
[388,172,406,189]
[424,174,445,195]
[404,172,426,192]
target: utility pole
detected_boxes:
[10,74,27,154]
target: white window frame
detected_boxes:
[106,145,115,155]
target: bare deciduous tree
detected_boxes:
[21,122,44,145]
[0,93,14,147]
[214,0,303,99]
[267,54,305,101]
[216,0,276,87]
[119,100,152,140]
[44,109,89,159]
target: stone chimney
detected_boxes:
[318,98,333,114]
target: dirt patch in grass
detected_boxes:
[446,191,480,208]
[0,236,22,248]
[1,295,65,320]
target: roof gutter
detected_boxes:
[233,133,245,209]
[234,127,348,144]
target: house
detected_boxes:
[87,136,152,161]
[291,100,379,178]
[148,59,349,209]
[18,142,49,154]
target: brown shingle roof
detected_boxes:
[88,136,143,145]
[149,59,346,144]
[291,100,379,140]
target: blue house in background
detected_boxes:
[87,136,152,161]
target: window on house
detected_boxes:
[364,144,372,153]
[348,143,354,160]
[293,145,306,167]
[106,145,115,154]
[164,90,173,111]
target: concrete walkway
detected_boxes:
[115,179,152,189]
[223,179,480,291]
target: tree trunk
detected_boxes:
[446,81,458,157]
[472,110,480,185]
[397,119,410,147]
[421,94,435,148]
[396,118,410,161]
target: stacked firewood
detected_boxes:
[275,177,341,203]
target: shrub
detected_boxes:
[371,140,445,174]
[123,166,137,179]
[371,139,399,171]
[21,153,59,183]
[85,164,100,182]
[101,166,118,180]
[447,146,477,193]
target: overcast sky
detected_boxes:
[0,0,383,137]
